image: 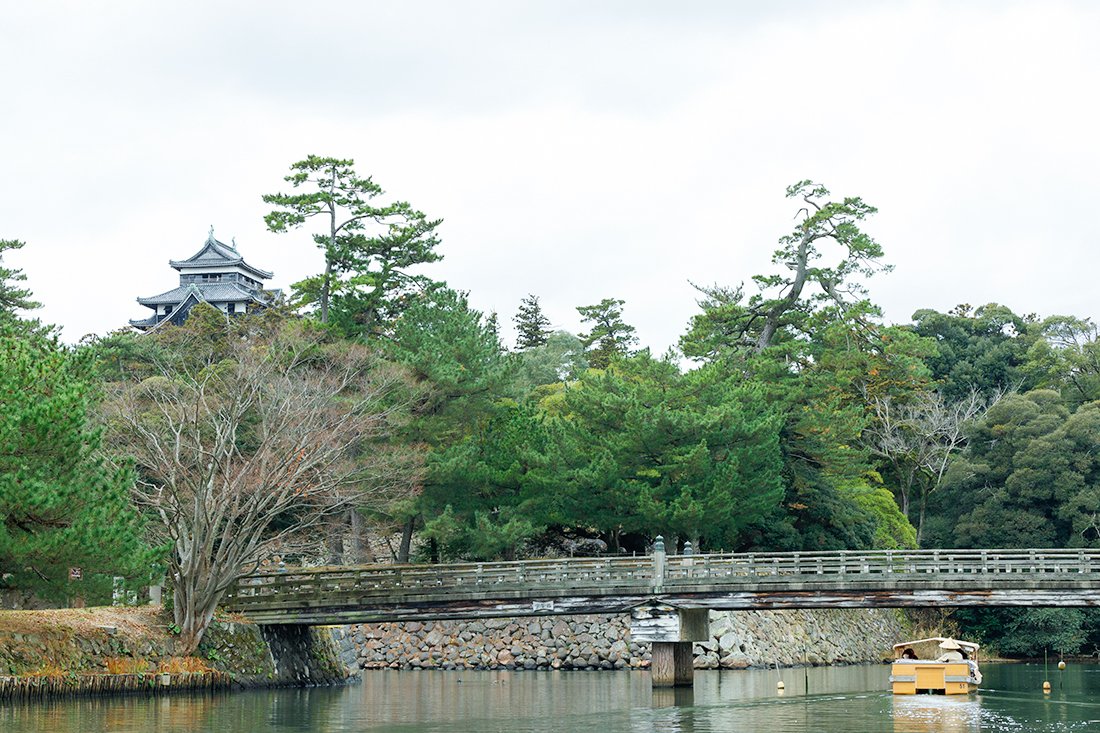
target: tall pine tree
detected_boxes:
[577,298,637,369]
[0,331,155,601]
[0,239,47,336]
[513,294,552,350]
[263,156,442,336]
[0,240,153,601]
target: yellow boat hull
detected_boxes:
[889,662,979,695]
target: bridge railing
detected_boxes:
[661,548,1100,583]
[225,555,658,610]
[224,548,1100,612]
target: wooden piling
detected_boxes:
[0,672,231,702]
[651,642,675,687]
[673,641,694,686]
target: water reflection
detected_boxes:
[650,687,694,709]
[5,664,1100,732]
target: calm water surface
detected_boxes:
[3,663,1100,732]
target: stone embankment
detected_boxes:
[346,608,905,671]
[0,608,358,700]
[0,606,904,698]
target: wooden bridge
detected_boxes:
[223,547,1100,626]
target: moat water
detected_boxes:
[3,663,1099,732]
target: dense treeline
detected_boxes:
[6,166,1100,655]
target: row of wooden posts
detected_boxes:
[0,672,231,701]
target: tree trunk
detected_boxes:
[916,492,928,548]
[320,197,337,324]
[898,463,911,519]
[326,534,344,565]
[397,516,415,564]
[320,259,333,325]
[349,508,372,564]
[755,232,811,352]
[173,576,223,656]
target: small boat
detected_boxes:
[889,637,982,695]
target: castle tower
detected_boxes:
[129,229,280,331]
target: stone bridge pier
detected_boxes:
[630,604,709,688]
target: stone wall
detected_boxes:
[351,614,637,671]
[696,609,903,668]
[0,616,358,691]
[346,608,906,672]
[249,624,359,687]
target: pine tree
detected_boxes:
[576,298,637,369]
[513,294,552,350]
[0,330,154,601]
[386,286,516,562]
[0,239,47,336]
[263,156,442,336]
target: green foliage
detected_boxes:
[741,459,878,553]
[929,391,1100,549]
[1000,608,1091,656]
[840,477,918,550]
[908,303,1038,402]
[423,405,567,560]
[386,286,517,558]
[509,330,588,402]
[0,239,50,337]
[576,298,637,369]
[1026,315,1100,409]
[559,352,785,551]
[389,286,515,446]
[513,294,552,351]
[81,329,159,383]
[677,199,902,554]
[954,607,1100,658]
[0,330,158,601]
[263,155,442,335]
[0,240,40,316]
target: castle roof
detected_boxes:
[129,285,214,331]
[168,229,273,280]
[136,281,259,307]
[130,229,280,331]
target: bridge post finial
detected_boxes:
[683,541,693,556]
[653,536,666,590]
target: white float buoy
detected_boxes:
[1059,661,1066,670]
[777,680,785,690]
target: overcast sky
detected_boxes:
[3,1,1099,352]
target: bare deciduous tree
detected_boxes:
[861,387,1000,545]
[101,317,422,654]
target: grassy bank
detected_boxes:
[0,606,250,698]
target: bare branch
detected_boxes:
[99,320,423,653]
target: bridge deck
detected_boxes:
[223,549,1100,625]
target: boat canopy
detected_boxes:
[893,637,980,652]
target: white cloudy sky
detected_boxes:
[3,1,1099,351]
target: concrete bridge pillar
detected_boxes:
[631,605,709,688]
